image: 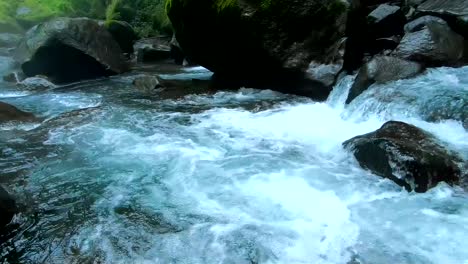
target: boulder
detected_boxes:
[132,75,164,93]
[103,20,138,55]
[0,186,16,229]
[367,4,406,39]
[0,33,22,48]
[346,56,423,103]
[306,62,343,88]
[19,76,56,90]
[344,121,465,192]
[416,0,468,37]
[404,15,446,32]
[13,17,129,84]
[167,0,349,89]
[392,19,464,66]
[0,101,36,123]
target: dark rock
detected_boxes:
[170,34,187,65]
[13,17,129,84]
[0,33,22,48]
[344,121,464,192]
[103,20,137,55]
[167,0,349,92]
[0,101,36,123]
[346,56,423,103]
[404,15,446,32]
[416,0,468,37]
[392,20,464,66]
[367,4,406,38]
[132,75,164,93]
[0,186,16,229]
[134,37,172,63]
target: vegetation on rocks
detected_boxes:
[0,0,172,37]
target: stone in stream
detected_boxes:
[344,121,465,193]
[18,76,57,90]
[132,75,165,94]
[134,37,173,63]
[0,186,16,229]
[13,17,129,84]
[3,71,26,83]
[346,56,424,104]
[0,101,36,123]
[392,18,464,66]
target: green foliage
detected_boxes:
[0,0,172,37]
[215,0,237,12]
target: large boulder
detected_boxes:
[13,17,129,84]
[344,121,465,192]
[0,186,16,229]
[167,0,349,88]
[346,56,423,103]
[134,37,172,63]
[0,101,36,123]
[392,19,464,66]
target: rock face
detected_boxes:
[0,186,16,229]
[167,0,349,87]
[13,17,129,84]
[344,121,464,192]
[346,56,423,103]
[0,101,36,123]
[393,19,464,66]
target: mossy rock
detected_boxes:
[167,0,349,87]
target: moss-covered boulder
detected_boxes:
[13,17,129,84]
[167,0,349,89]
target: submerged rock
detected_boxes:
[344,121,464,192]
[392,19,464,66]
[13,17,129,84]
[3,71,26,83]
[346,56,423,103]
[0,186,16,229]
[0,101,36,123]
[167,0,349,92]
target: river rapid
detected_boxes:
[0,56,467,264]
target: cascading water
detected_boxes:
[0,62,467,264]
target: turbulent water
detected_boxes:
[0,56,467,264]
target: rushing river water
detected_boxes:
[0,56,467,264]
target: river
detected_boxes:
[0,56,467,264]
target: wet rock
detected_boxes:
[13,17,129,84]
[0,33,22,48]
[404,15,446,33]
[167,0,349,89]
[18,76,56,90]
[132,75,164,93]
[0,186,16,229]
[306,62,343,88]
[368,4,406,38]
[170,34,188,65]
[134,37,172,63]
[0,101,36,123]
[103,20,138,55]
[393,18,464,66]
[344,121,464,192]
[346,56,423,103]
